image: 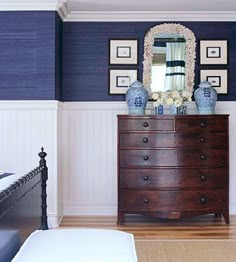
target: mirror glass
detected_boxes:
[143,23,196,96]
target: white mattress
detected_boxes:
[0,172,24,192]
[12,229,138,262]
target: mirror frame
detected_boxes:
[142,23,196,96]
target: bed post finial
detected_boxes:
[39,147,49,230]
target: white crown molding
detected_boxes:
[0,0,66,11]
[64,11,236,22]
[0,1,235,21]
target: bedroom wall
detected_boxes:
[0,11,63,226]
[62,21,236,216]
[1,11,236,223]
[63,21,236,101]
[0,11,62,100]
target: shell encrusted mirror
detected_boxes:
[142,23,196,97]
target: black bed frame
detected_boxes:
[0,148,49,242]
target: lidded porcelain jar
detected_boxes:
[194,80,217,114]
[126,80,148,115]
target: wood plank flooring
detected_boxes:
[60,215,236,240]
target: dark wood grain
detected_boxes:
[119,132,227,149]
[120,168,227,189]
[117,115,229,225]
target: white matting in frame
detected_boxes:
[109,69,137,94]
[109,40,138,65]
[200,69,228,94]
[200,40,228,65]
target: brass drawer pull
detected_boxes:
[143,137,149,143]
[200,121,207,128]
[143,121,149,128]
[200,154,207,160]
[143,156,149,161]
[200,175,208,181]
[200,137,206,143]
[200,197,208,205]
[143,198,149,204]
[143,176,149,181]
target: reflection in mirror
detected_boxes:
[143,23,196,97]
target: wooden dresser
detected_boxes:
[117,114,229,224]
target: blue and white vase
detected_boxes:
[126,80,148,115]
[194,81,217,114]
[155,105,164,115]
[169,105,177,115]
[177,103,188,115]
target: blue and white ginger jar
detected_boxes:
[194,80,217,114]
[126,80,148,115]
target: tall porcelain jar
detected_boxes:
[126,80,148,115]
[194,81,217,114]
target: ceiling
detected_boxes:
[67,0,236,12]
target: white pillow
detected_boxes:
[12,228,137,262]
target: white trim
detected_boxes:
[48,213,63,228]
[0,100,63,110]
[0,2,235,22]
[63,101,128,111]
[230,202,236,214]
[0,0,64,11]
[64,204,117,216]
[64,11,236,22]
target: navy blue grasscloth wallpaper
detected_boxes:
[63,22,236,101]
[0,11,236,101]
[0,11,62,100]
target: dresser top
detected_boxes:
[117,114,229,119]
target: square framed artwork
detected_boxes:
[200,40,228,65]
[200,69,228,94]
[109,69,138,94]
[109,39,138,65]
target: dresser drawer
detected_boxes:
[119,132,227,148]
[176,117,228,132]
[119,189,227,212]
[119,168,227,189]
[120,149,227,167]
[119,118,174,131]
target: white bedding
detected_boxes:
[12,229,138,262]
[0,172,24,192]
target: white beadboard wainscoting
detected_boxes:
[0,101,63,227]
[62,101,236,216]
[1,100,236,224]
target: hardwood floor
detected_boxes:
[60,214,236,240]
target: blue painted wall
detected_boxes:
[63,22,236,101]
[0,12,235,102]
[0,11,62,100]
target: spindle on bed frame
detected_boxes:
[0,148,49,242]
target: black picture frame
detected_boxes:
[109,39,138,65]
[200,69,228,94]
[200,40,228,65]
[109,69,138,94]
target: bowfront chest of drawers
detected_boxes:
[117,114,229,224]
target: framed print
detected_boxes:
[200,40,228,65]
[109,69,138,94]
[200,69,228,94]
[109,39,138,65]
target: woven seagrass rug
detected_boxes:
[135,239,236,262]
